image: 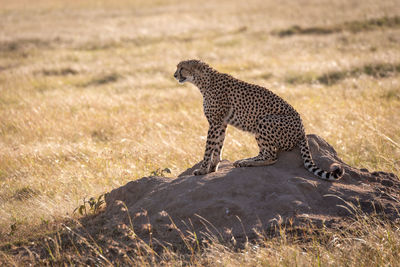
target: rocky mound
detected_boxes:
[93,134,399,246]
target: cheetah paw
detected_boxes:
[233,160,245,167]
[193,168,209,176]
[209,163,219,172]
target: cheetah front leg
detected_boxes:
[194,123,227,175]
[209,125,227,172]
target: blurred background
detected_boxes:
[0,0,399,241]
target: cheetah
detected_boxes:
[174,59,344,181]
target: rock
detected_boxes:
[93,134,399,246]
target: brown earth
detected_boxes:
[95,134,400,247]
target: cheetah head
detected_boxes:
[174,59,208,84]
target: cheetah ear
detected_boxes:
[192,66,202,74]
[192,64,206,74]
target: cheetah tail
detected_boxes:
[298,138,344,181]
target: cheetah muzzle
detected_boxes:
[174,59,344,181]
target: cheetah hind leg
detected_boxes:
[233,154,277,167]
[234,133,278,168]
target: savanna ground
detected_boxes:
[0,0,400,265]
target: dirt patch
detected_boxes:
[91,134,399,247]
[273,16,400,37]
[83,73,122,87]
[285,62,400,85]
[39,67,79,76]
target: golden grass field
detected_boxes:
[0,0,400,264]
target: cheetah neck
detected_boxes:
[192,69,217,94]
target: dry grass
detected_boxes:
[0,0,400,264]
[1,206,399,266]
